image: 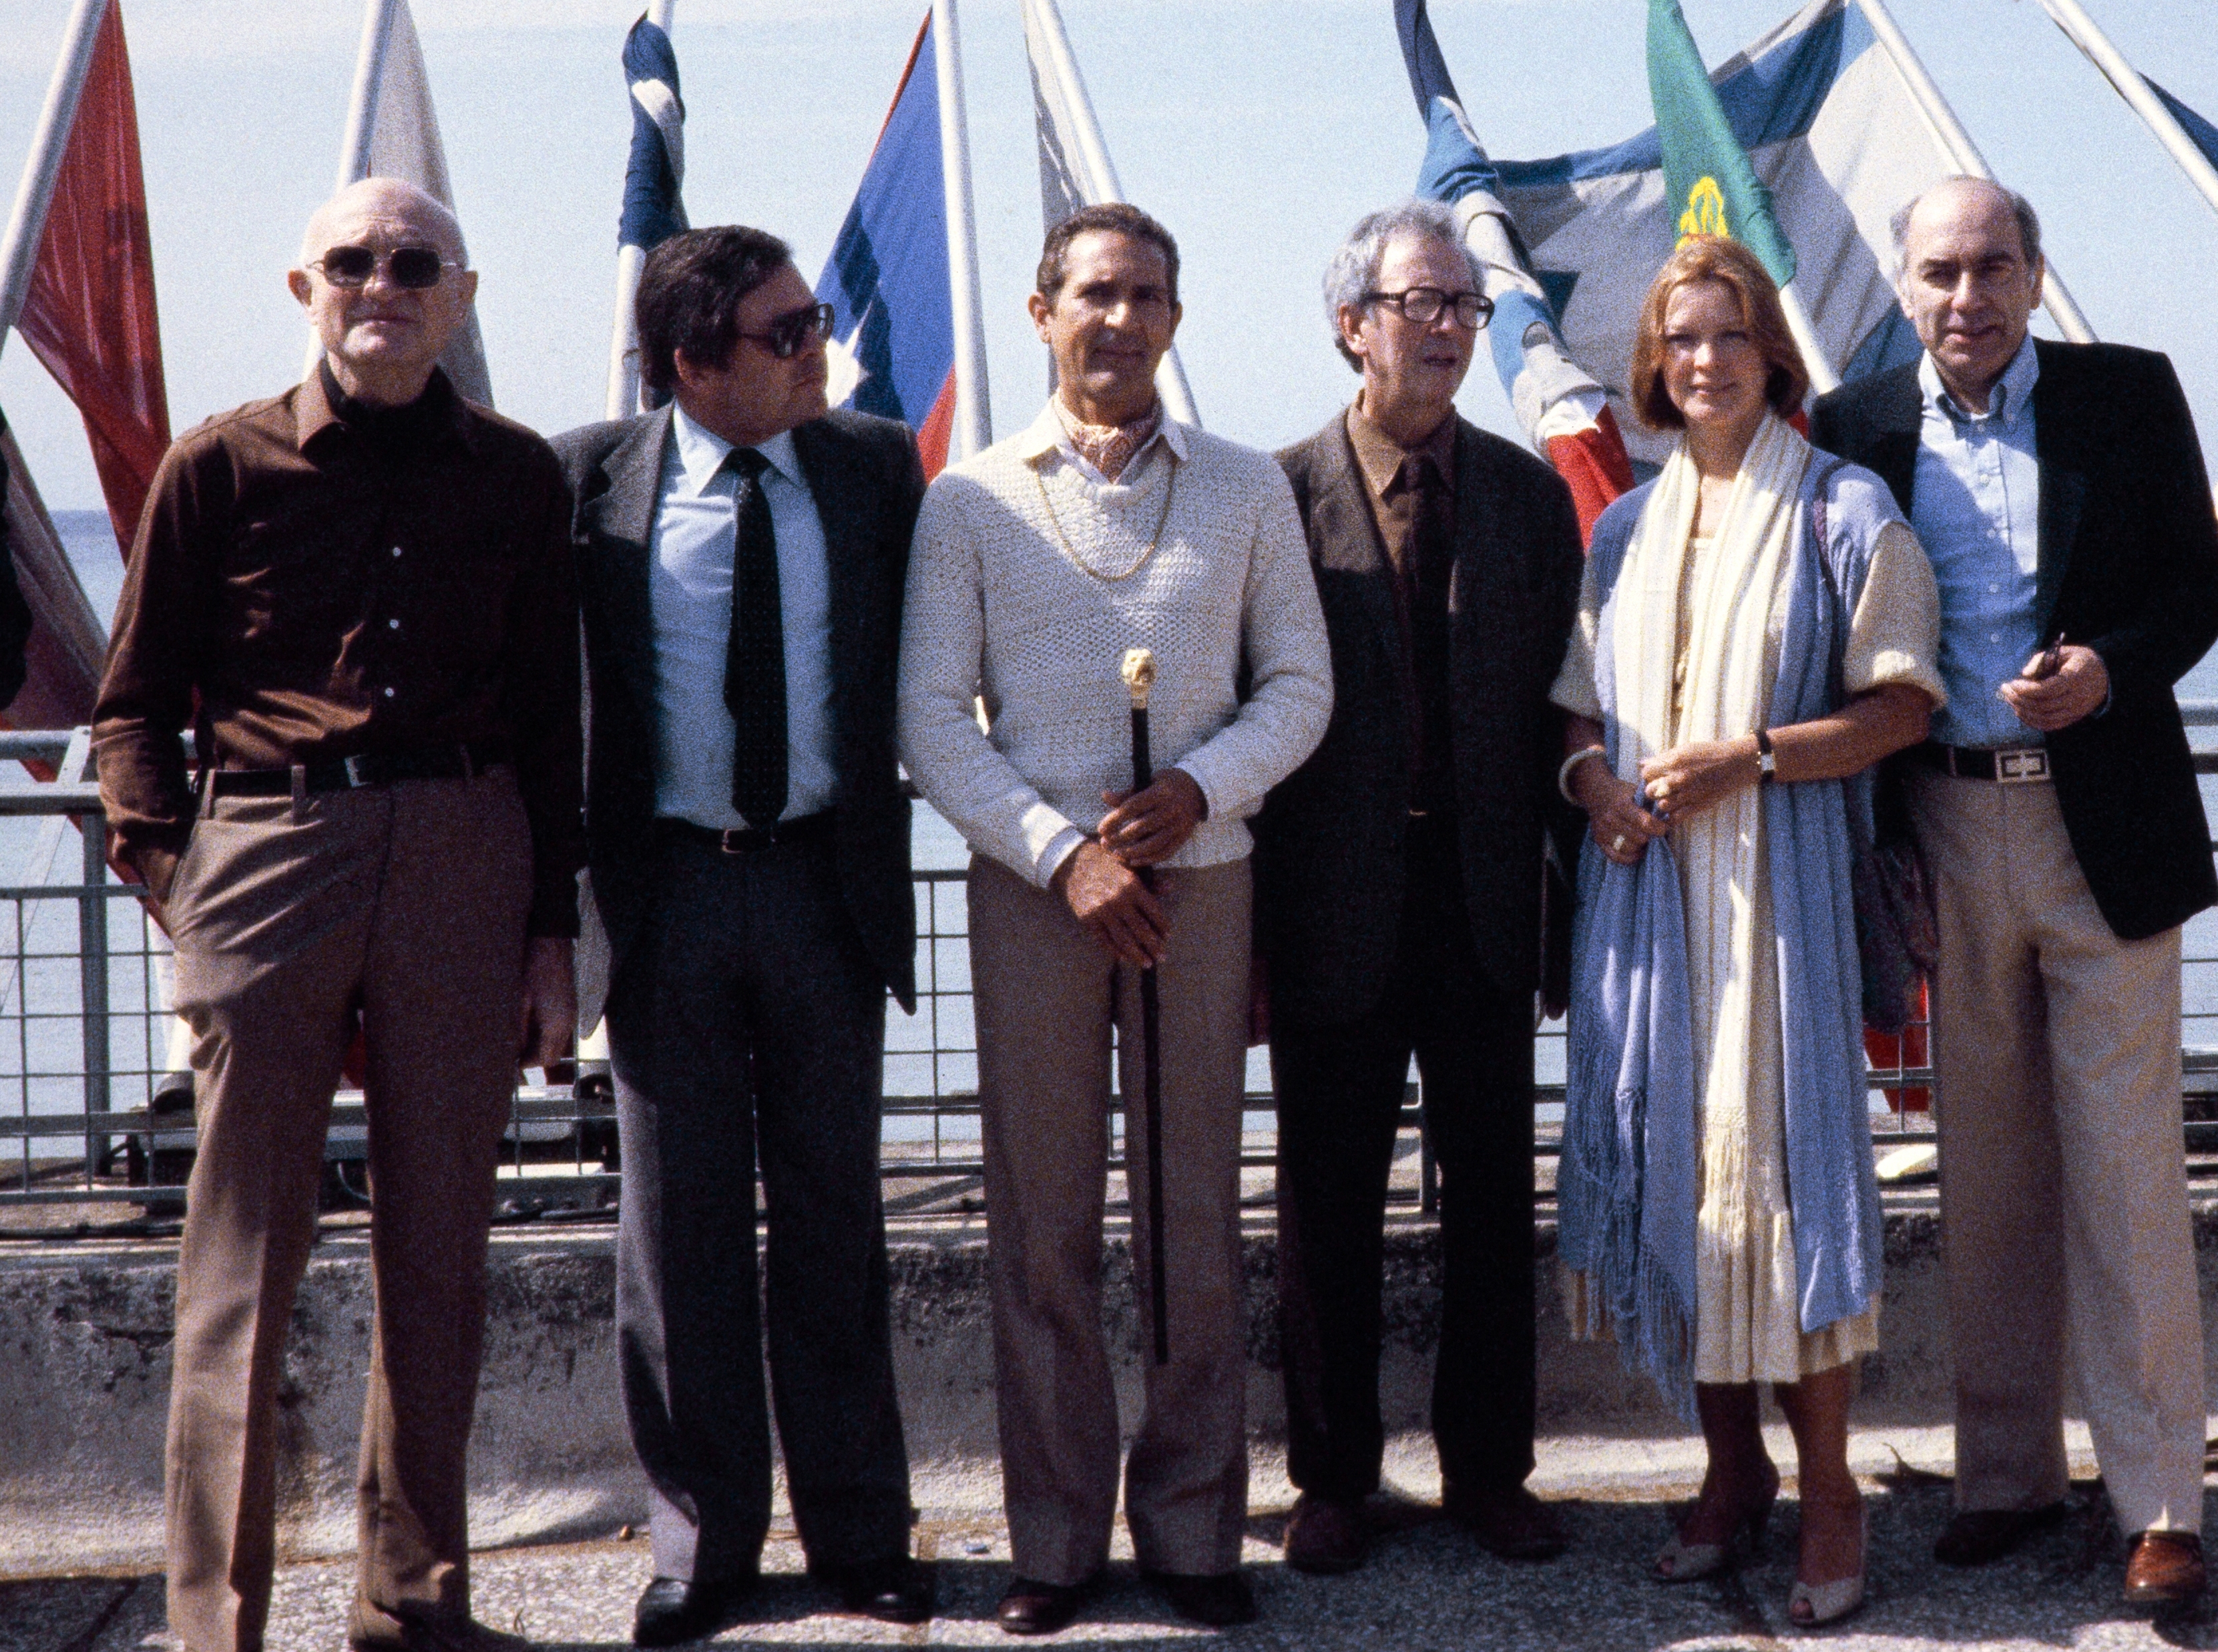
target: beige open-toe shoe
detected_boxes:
[1653,1467,1781,1583]
[1787,1500,1868,1629]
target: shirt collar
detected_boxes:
[1014,397,1189,470]
[294,362,473,454]
[1919,332,2040,428]
[1345,396,1457,499]
[668,402,803,498]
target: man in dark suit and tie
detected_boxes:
[550,226,931,1645]
[1813,177,2218,1609]
[1256,200,1584,1573]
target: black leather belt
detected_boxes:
[1909,741,2051,783]
[205,741,508,797]
[658,811,837,854]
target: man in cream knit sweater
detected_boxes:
[899,204,1331,1635]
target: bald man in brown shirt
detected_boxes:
[93,179,581,1652]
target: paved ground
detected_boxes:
[11,1436,2218,1652]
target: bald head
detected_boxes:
[298,177,467,270]
[1892,176,2045,413]
[288,176,478,408]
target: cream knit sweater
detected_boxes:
[899,401,1333,887]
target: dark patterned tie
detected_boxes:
[722,447,788,829]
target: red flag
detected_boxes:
[13,1,168,558]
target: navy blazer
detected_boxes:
[1811,341,2218,941]
[550,405,924,1008]
[1255,413,1585,1021]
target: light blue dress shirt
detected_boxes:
[647,405,838,828]
[1910,336,2044,749]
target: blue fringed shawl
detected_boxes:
[1558,455,1894,1416]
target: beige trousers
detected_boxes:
[967,853,1251,1584]
[1908,769,2205,1535]
[161,773,533,1651]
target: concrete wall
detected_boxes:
[0,1206,2199,1577]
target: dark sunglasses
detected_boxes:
[1364,286,1494,329]
[736,302,836,360]
[308,244,463,290]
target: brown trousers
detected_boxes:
[161,773,533,1652]
[1909,769,2205,1536]
[968,854,1251,1585]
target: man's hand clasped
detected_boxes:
[1998,641,2107,732]
[1053,768,1208,966]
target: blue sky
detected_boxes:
[3,0,2216,528]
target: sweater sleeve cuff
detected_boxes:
[1034,825,1086,889]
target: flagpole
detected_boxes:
[932,0,991,459]
[607,0,678,420]
[0,0,112,353]
[338,0,401,188]
[1852,0,2096,343]
[1022,0,1201,427]
[2033,0,2218,224]
[1777,280,1839,395]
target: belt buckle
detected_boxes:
[343,753,371,788]
[1995,747,2049,784]
[717,826,772,854]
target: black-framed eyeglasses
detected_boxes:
[737,302,836,360]
[1363,286,1494,329]
[308,245,463,290]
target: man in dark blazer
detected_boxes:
[1256,200,1584,1574]
[1813,177,2218,1609]
[550,226,931,1644]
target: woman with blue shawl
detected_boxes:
[1553,238,1942,1627]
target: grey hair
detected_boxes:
[1322,199,1484,371]
[1889,176,2041,272]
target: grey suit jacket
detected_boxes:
[550,405,924,1009]
[1255,412,1585,1022]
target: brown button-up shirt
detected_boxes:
[93,367,585,936]
[1346,398,1459,814]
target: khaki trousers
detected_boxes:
[968,854,1251,1584]
[1909,769,2205,1535]
[161,773,533,1652]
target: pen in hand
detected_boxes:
[2032,630,2067,680]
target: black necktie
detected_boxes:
[722,447,788,829]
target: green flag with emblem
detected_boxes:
[1646,0,1798,286]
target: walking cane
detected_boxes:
[1120,647,1172,1367]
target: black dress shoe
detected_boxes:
[1441,1481,1572,1561]
[997,1573,1096,1636]
[1283,1494,1367,1575]
[814,1555,936,1624]
[632,1575,754,1647]
[1146,1569,1257,1627]
[1932,1503,2067,1567]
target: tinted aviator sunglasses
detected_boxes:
[309,244,463,289]
[736,302,837,360]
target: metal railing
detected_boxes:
[3,712,2217,1217]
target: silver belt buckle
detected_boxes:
[1994,747,2050,784]
[343,753,371,787]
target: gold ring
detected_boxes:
[1612,833,1628,854]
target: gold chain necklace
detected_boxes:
[1033,455,1179,582]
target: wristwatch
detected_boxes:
[1755,728,1776,785]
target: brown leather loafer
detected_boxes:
[1932,1503,2066,1567]
[1146,1569,1257,1627]
[1284,1493,1367,1575]
[996,1572,1097,1636]
[348,1597,533,1652]
[2124,1530,2207,1609]
[1442,1481,1570,1561]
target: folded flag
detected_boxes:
[815,13,958,477]
[620,16,688,258]
[1407,0,1997,473]
[1398,0,1633,541]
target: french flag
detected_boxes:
[815,13,957,478]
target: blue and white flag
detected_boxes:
[1463,0,1993,468]
[620,15,686,255]
[815,15,958,475]
[2147,77,2218,176]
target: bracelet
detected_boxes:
[1754,727,1776,785]
[1558,744,1606,806]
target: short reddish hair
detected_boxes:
[1626,236,1808,431]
